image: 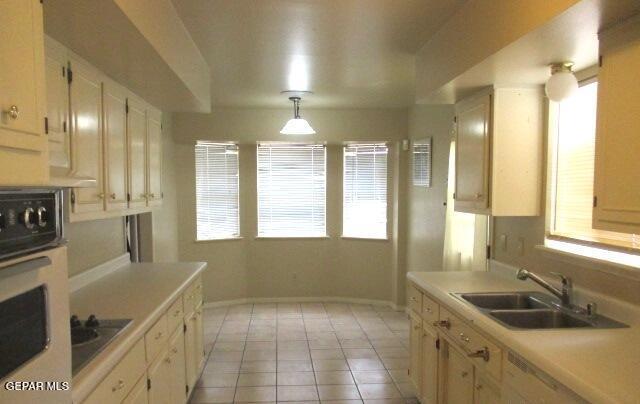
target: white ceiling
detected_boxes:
[171,0,466,108]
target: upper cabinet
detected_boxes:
[0,0,48,185]
[593,15,640,234]
[454,87,543,216]
[43,37,164,222]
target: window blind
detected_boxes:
[343,143,388,239]
[195,142,240,240]
[413,138,432,187]
[552,81,638,250]
[257,143,326,237]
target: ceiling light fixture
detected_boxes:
[545,62,578,102]
[280,96,315,135]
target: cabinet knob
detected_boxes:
[155,332,163,340]
[111,379,125,392]
[475,193,483,200]
[425,307,432,313]
[171,347,178,354]
[165,357,172,364]
[110,193,116,199]
[174,309,181,317]
[459,332,470,343]
[435,319,451,329]
[6,105,19,120]
[461,371,469,378]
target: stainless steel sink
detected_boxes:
[452,291,628,330]
[490,309,592,329]
[458,292,551,310]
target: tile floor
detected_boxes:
[190,302,417,404]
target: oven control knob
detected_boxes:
[36,206,48,228]
[85,314,100,328]
[70,315,81,328]
[21,207,35,229]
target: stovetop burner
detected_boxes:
[70,314,132,375]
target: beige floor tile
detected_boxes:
[278,350,311,361]
[357,384,402,400]
[343,349,378,359]
[277,385,320,401]
[211,351,244,362]
[318,385,361,401]
[213,341,246,352]
[314,371,354,385]
[311,349,345,360]
[339,340,372,349]
[394,382,417,398]
[321,401,363,404]
[237,372,277,387]
[386,370,409,384]
[351,371,392,385]
[312,359,349,371]
[246,341,277,351]
[374,348,408,359]
[347,359,385,371]
[241,361,277,373]
[205,361,242,373]
[191,387,235,403]
[197,371,239,388]
[235,386,276,402]
[309,340,341,349]
[244,350,277,361]
[277,372,316,386]
[278,360,314,372]
[380,358,407,370]
[278,340,309,350]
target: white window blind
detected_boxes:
[413,138,432,187]
[195,142,240,240]
[257,143,326,237]
[551,81,638,250]
[343,143,388,239]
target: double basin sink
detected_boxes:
[453,291,627,330]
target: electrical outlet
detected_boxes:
[517,237,525,256]
[499,234,508,251]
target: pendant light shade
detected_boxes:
[280,96,315,135]
[545,62,578,102]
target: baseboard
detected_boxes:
[69,253,131,293]
[203,296,404,311]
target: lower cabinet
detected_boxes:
[474,372,501,404]
[420,324,438,404]
[82,276,204,404]
[408,310,422,393]
[441,341,475,404]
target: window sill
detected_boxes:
[255,235,330,240]
[536,239,640,282]
[195,237,243,243]
[341,235,389,241]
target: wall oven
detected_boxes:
[0,189,71,404]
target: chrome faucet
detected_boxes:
[516,269,572,306]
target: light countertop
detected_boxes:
[407,271,640,404]
[70,261,206,403]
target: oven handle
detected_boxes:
[0,256,52,279]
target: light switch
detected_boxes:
[499,234,508,251]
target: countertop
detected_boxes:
[70,261,206,403]
[407,271,640,404]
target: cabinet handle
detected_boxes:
[459,332,470,343]
[171,347,178,354]
[173,309,181,317]
[155,331,163,340]
[165,357,171,364]
[467,347,490,362]
[111,379,125,392]
[110,193,116,199]
[6,105,19,120]
[435,319,450,329]
[425,307,432,313]
[461,371,469,378]
[476,384,483,391]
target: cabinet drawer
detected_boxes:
[84,338,145,404]
[145,313,168,363]
[183,277,203,317]
[167,296,184,334]
[407,284,422,314]
[438,307,502,381]
[421,294,439,324]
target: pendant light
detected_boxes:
[545,62,578,102]
[280,96,316,135]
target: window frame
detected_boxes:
[194,141,241,242]
[256,142,328,239]
[544,73,640,267]
[341,142,390,241]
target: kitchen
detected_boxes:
[1,0,640,403]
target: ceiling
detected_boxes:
[171,0,466,108]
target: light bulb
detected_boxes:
[545,70,578,102]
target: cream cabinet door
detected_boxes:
[0,0,46,152]
[408,310,422,393]
[123,373,149,404]
[421,325,438,404]
[184,310,198,390]
[441,342,474,404]
[127,95,148,209]
[44,36,71,174]
[454,93,491,213]
[147,106,163,206]
[169,328,188,404]
[474,372,500,404]
[195,304,205,371]
[148,347,172,404]
[69,54,104,213]
[103,79,128,211]
[593,34,640,234]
